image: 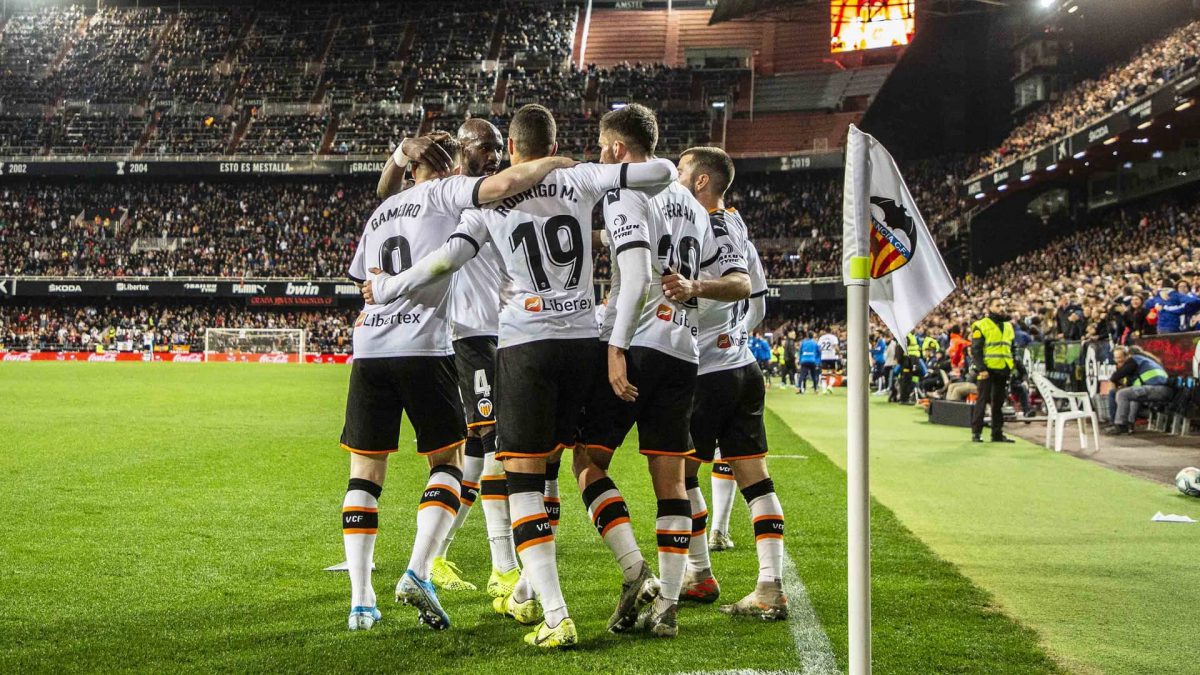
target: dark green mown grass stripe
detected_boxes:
[764,408,1063,675]
[0,364,1060,674]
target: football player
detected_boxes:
[664,146,788,620]
[340,132,573,631]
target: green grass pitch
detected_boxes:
[0,364,1059,673]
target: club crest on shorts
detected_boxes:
[477,397,493,418]
[868,196,917,279]
[717,333,732,349]
[656,303,674,322]
[524,296,543,312]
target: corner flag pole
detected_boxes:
[846,255,871,675]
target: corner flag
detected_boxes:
[842,124,955,339]
[839,124,955,675]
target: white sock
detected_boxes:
[406,464,462,580]
[513,571,534,602]
[544,460,561,534]
[436,442,483,559]
[685,477,711,572]
[509,471,568,627]
[480,449,518,573]
[744,478,785,584]
[710,459,736,535]
[582,475,643,583]
[656,499,692,604]
[342,478,381,609]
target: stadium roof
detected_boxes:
[708,0,819,25]
[709,0,1012,25]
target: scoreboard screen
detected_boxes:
[831,0,915,53]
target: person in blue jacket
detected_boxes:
[797,333,822,394]
[1146,284,1200,334]
[870,333,887,391]
[750,332,773,386]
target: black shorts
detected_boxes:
[494,338,598,459]
[454,336,498,430]
[821,359,838,370]
[340,356,466,456]
[691,361,768,463]
[581,345,697,457]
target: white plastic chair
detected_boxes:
[1032,374,1100,453]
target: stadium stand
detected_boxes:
[0,2,871,159]
[979,18,1200,171]
[925,194,1200,340]
[0,180,370,278]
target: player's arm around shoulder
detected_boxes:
[475,156,578,205]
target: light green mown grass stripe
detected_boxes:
[0,364,1060,674]
[767,388,1200,675]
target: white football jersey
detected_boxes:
[454,162,631,349]
[695,208,762,376]
[449,208,503,340]
[818,333,839,360]
[600,181,707,363]
[348,175,484,358]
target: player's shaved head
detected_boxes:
[599,103,658,157]
[457,118,504,177]
[509,104,557,160]
[680,146,735,197]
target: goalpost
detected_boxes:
[203,328,306,364]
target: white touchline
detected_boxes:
[768,455,810,460]
[673,551,841,675]
[782,549,841,675]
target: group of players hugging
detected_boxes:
[337,102,787,648]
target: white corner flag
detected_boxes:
[840,124,955,675]
[842,124,955,340]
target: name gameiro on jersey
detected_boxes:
[600,181,708,364]
[349,175,484,358]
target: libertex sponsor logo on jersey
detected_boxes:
[521,295,592,313]
[360,311,423,327]
[656,303,698,336]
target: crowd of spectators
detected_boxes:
[0,5,87,105]
[595,63,694,105]
[0,180,371,278]
[0,302,355,355]
[501,4,575,63]
[237,113,328,155]
[980,18,1200,171]
[0,4,728,159]
[919,195,1200,344]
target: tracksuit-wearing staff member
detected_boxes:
[970,297,1016,443]
[1106,346,1171,435]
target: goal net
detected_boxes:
[203,328,306,364]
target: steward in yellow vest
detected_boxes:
[969,298,1016,443]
